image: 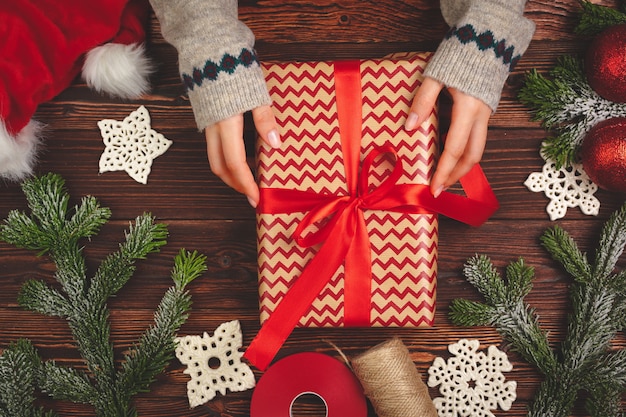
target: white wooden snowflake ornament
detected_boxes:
[524,151,600,221]
[98,105,172,184]
[175,320,255,408]
[428,339,516,417]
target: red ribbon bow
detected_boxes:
[244,60,499,371]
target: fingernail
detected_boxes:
[247,195,258,208]
[268,129,281,149]
[433,185,444,198]
[405,113,419,130]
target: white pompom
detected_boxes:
[82,43,153,100]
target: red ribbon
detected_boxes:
[244,60,499,371]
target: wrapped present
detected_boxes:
[245,53,499,370]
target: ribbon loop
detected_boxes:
[294,146,405,249]
[358,145,404,208]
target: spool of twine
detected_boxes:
[351,337,437,417]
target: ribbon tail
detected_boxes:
[443,164,499,226]
[244,228,353,371]
[459,164,499,208]
[408,164,499,227]
[343,211,372,326]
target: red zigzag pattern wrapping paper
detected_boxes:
[256,52,438,328]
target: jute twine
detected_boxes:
[351,338,438,417]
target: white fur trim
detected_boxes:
[0,120,43,181]
[82,43,153,100]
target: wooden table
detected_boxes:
[1,1,624,415]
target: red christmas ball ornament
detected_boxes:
[585,23,626,103]
[581,117,626,193]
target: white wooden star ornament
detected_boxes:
[175,320,255,408]
[98,105,172,184]
[524,150,600,221]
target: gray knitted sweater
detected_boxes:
[149,0,535,131]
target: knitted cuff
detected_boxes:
[187,61,272,130]
[425,0,535,112]
[150,0,271,131]
[424,39,509,112]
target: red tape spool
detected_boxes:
[250,352,368,417]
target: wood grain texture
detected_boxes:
[1,0,625,415]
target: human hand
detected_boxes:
[405,77,492,197]
[204,105,281,208]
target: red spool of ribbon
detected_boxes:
[250,352,368,417]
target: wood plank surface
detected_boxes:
[1,0,625,416]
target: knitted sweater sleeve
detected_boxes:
[424,0,535,112]
[149,0,271,131]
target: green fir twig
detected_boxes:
[450,202,626,417]
[576,0,626,36]
[0,173,207,417]
[450,257,557,375]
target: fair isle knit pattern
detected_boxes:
[182,48,259,91]
[446,24,521,72]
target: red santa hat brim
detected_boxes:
[0,120,42,181]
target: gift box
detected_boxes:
[245,53,499,370]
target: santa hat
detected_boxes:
[0,0,153,181]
